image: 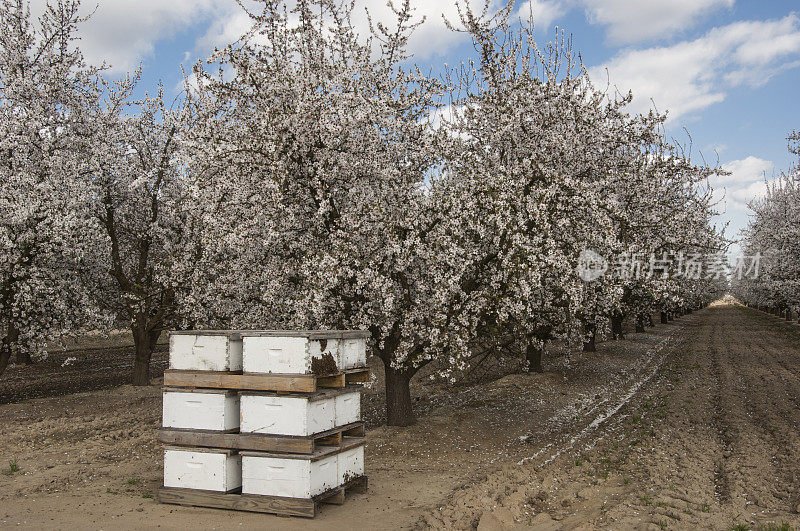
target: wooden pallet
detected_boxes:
[162,368,370,393]
[237,435,364,461]
[158,475,368,518]
[158,422,365,454]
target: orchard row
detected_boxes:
[1,0,728,424]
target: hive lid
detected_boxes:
[162,387,238,395]
[240,437,365,461]
[163,445,238,456]
[238,386,363,401]
[169,330,369,339]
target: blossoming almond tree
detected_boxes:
[607,144,725,336]
[81,79,198,385]
[733,138,800,316]
[184,0,462,425]
[184,0,727,423]
[0,0,103,377]
[438,6,622,371]
[443,1,724,361]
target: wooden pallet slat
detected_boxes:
[344,368,371,384]
[162,368,371,393]
[157,475,368,518]
[163,370,318,393]
[321,488,345,505]
[158,421,366,454]
[158,486,317,518]
[239,436,365,461]
[316,372,346,388]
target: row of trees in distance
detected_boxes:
[732,132,800,318]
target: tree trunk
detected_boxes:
[383,362,416,426]
[16,349,32,365]
[635,314,645,333]
[132,326,159,386]
[0,341,10,378]
[667,312,674,321]
[0,324,20,377]
[611,314,625,340]
[583,322,596,352]
[786,309,792,321]
[647,314,655,327]
[525,343,543,373]
[660,311,668,324]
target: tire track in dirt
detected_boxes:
[423,316,696,529]
[723,306,800,515]
[427,302,800,529]
[708,314,733,504]
[517,326,685,468]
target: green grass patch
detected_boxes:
[1,458,19,476]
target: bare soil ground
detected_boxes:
[1,301,798,530]
[0,332,168,404]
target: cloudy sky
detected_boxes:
[38,0,800,251]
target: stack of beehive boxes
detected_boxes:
[158,330,370,517]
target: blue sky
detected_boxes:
[46,0,800,251]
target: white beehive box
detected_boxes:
[334,391,361,426]
[241,452,339,498]
[240,389,361,436]
[169,331,243,371]
[163,447,241,492]
[241,331,368,374]
[338,445,365,484]
[162,388,240,431]
[340,337,367,369]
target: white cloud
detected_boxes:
[197,3,265,52]
[719,156,774,185]
[27,0,227,73]
[711,157,775,212]
[355,0,478,59]
[588,14,800,121]
[728,179,772,206]
[582,0,733,44]
[199,0,506,61]
[516,0,568,32]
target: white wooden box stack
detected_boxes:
[159,330,370,517]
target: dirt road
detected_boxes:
[429,302,800,529]
[1,301,799,530]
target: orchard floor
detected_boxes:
[1,302,799,530]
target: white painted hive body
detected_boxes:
[338,445,365,484]
[340,338,367,369]
[334,391,361,426]
[242,336,311,374]
[239,389,361,436]
[162,388,240,431]
[169,332,243,371]
[241,453,339,498]
[164,448,241,492]
[241,331,369,374]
